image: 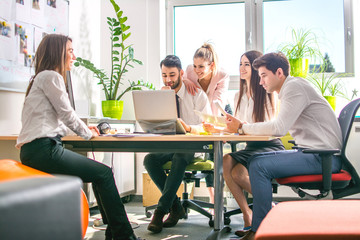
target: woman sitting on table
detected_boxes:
[16,34,141,240]
[203,50,284,237]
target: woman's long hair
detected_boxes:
[235,50,275,122]
[25,34,71,96]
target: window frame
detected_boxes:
[166,0,355,88]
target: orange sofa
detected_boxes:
[255,200,360,240]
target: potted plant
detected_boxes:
[306,71,348,110]
[279,28,322,78]
[74,0,154,119]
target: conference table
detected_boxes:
[62,133,273,240]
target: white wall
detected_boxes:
[99,0,163,121]
[97,0,165,195]
[0,91,23,161]
[68,0,102,117]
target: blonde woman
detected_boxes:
[183,43,230,116]
[183,43,230,207]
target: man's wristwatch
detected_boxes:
[237,125,244,135]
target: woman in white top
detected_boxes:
[16,34,141,240]
[204,50,284,237]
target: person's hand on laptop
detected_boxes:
[178,118,191,133]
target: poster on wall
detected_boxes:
[33,26,44,51]
[0,0,69,92]
[0,0,13,21]
[15,22,34,67]
[31,0,45,28]
[15,0,31,24]
[44,0,68,34]
[0,19,15,61]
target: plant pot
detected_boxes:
[289,58,309,78]
[102,100,124,119]
[324,96,336,111]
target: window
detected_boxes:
[263,0,346,72]
[167,0,354,83]
[172,2,245,76]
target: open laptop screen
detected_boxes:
[132,90,185,134]
[132,90,177,121]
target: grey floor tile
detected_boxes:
[84,201,244,240]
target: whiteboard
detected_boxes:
[0,0,69,92]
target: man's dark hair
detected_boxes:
[160,55,182,71]
[253,52,290,77]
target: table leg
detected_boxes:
[207,141,224,240]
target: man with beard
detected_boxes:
[144,55,212,233]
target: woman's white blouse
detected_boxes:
[16,70,92,148]
[234,91,275,124]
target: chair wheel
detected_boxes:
[146,211,152,218]
[121,195,131,203]
[209,219,214,227]
[225,226,232,233]
[224,217,231,225]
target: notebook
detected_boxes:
[132,90,186,134]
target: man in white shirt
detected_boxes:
[225,52,342,240]
[144,55,212,233]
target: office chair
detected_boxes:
[145,157,220,227]
[275,98,360,200]
[224,98,360,223]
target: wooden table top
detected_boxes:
[0,134,273,142]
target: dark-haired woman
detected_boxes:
[16,34,141,240]
[204,50,284,237]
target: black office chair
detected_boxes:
[145,157,220,227]
[275,98,360,200]
[224,99,360,224]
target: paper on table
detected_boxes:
[214,100,227,116]
[102,133,162,137]
[194,110,226,127]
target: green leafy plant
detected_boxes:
[306,72,348,97]
[74,0,154,101]
[278,28,324,77]
[279,28,322,60]
[341,88,359,101]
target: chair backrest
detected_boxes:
[334,98,360,198]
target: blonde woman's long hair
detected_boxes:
[26,34,71,96]
[193,42,219,75]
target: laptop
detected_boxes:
[132,90,186,134]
